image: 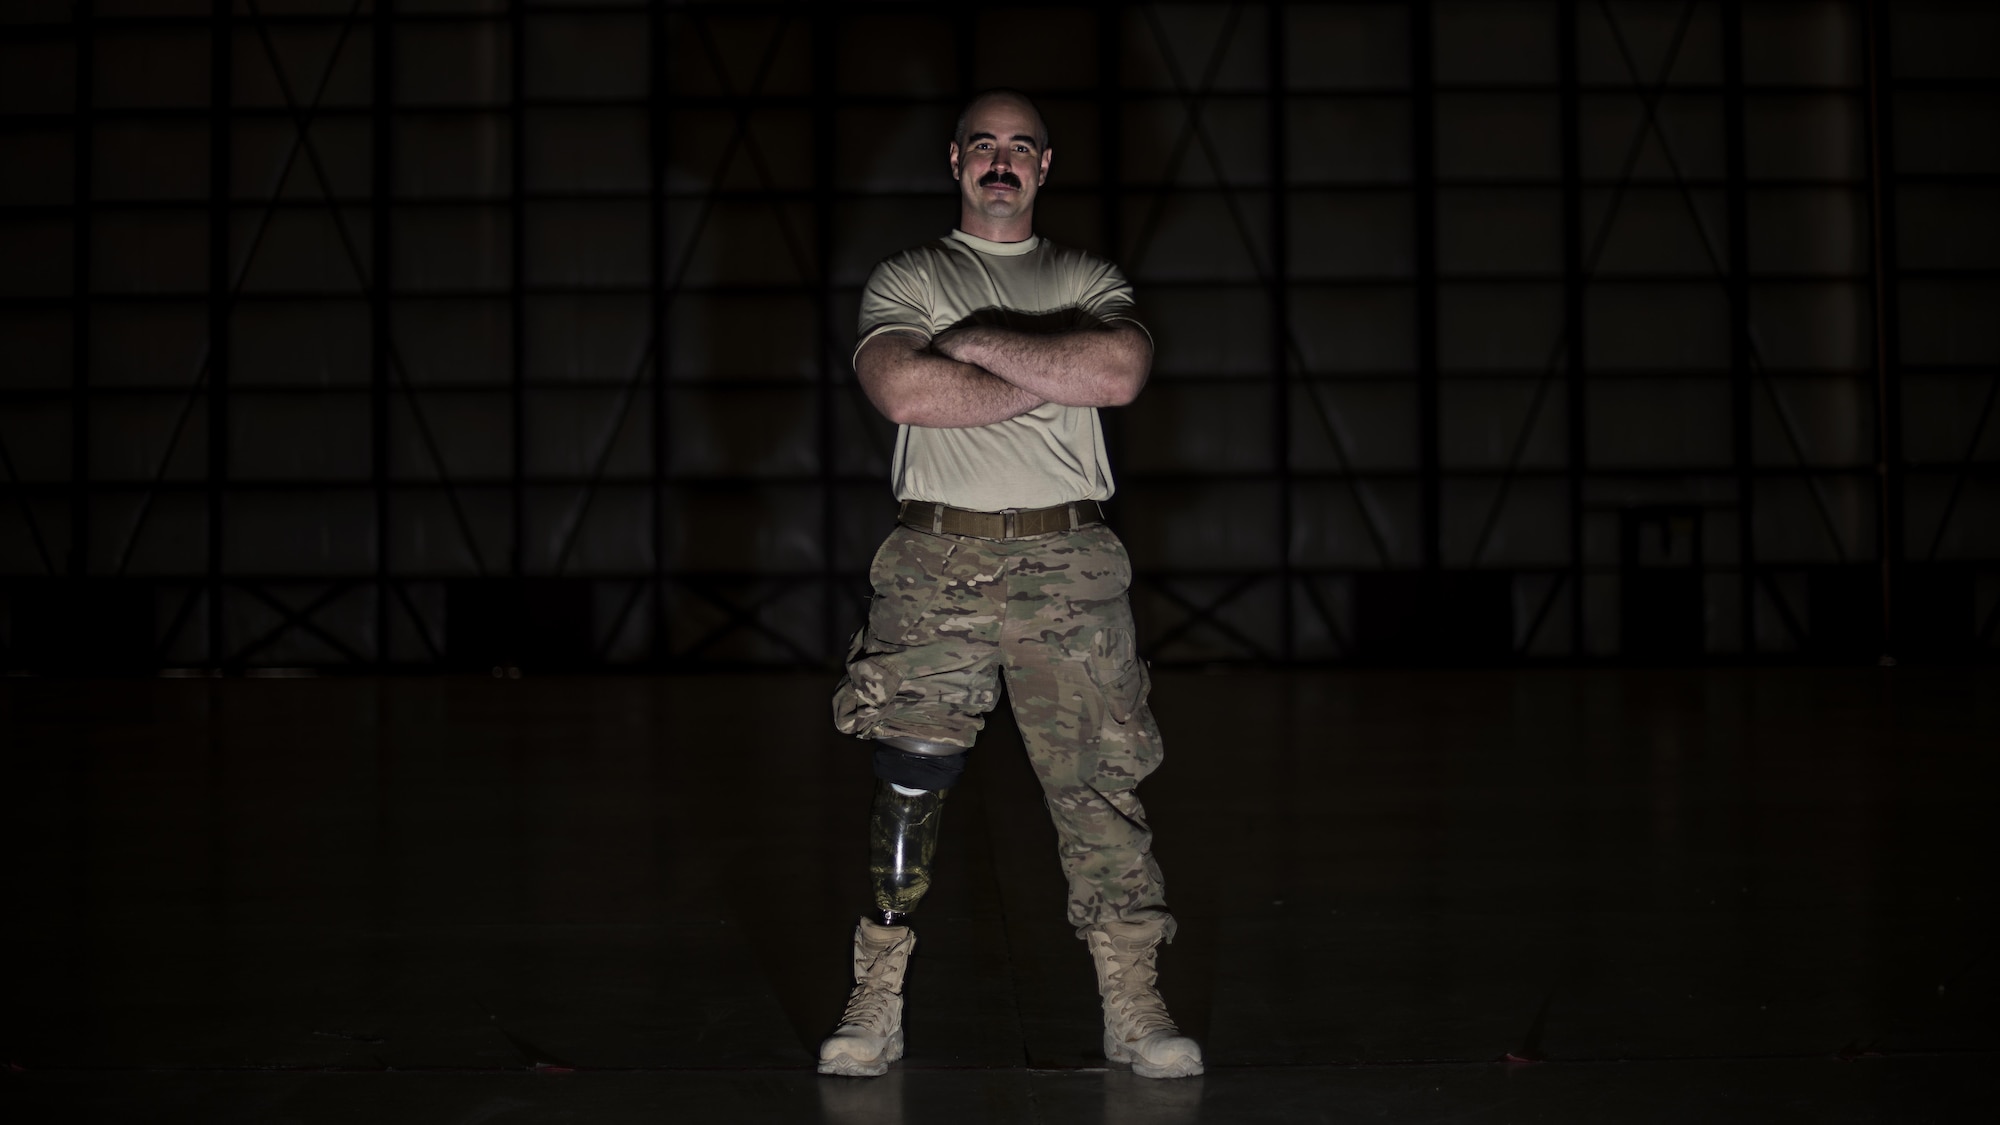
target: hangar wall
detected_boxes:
[0,0,1994,670]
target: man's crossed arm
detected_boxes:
[854,320,1152,429]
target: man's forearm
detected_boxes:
[891,360,1045,428]
[935,323,1150,408]
[856,333,1045,428]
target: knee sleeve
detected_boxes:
[871,746,967,791]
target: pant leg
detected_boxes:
[832,525,1008,748]
[999,524,1174,938]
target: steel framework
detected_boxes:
[0,0,1993,671]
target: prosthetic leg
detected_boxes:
[818,738,961,1077]
[868,779,948,927]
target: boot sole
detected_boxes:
[816,1030,905,1077]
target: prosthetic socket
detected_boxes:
[868,779,948,927]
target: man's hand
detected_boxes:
[931,320,1151,409]
[855,331,1046,428]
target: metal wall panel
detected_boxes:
[0,0,1992,671]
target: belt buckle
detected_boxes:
[1000,508,1018,538]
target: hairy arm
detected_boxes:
[932,320,1152,408]
[854,330,1046,428]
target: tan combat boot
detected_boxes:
[817,918,915,1076]
[1084,918,1205,1078]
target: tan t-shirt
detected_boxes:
[854,229,1149,512]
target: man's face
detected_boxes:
[950,97,1053,226]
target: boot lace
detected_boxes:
[837,978,898,1031]
[1102,943,1180,1039]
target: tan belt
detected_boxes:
[898,499,1103,541]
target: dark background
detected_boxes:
[1,0,1995,672]
[2,7,1996,1121]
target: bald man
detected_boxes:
[817,89,1203,1081]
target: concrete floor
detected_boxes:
[2,668,1993,1123]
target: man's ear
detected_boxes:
[949,142,962,181]
[1038,147,1053,185]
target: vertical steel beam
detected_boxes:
[1412,0,1440,575]
[509,0,526,585]
[372,0,394,663]
[207,0,233,666]
[813,8,837,661]
[1269,1,1293,660]
[649,0,670,658]
[69,0,94,579]
[1723,0,1754,654]
[1863,0,1901,657]
[1099,3,1122,262]
[1097,4,1141,631]
[1557,0,1586,655]
[1097,3,1129,563]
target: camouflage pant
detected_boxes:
[831,522,1174,937]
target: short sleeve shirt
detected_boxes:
[855,229,1149,512]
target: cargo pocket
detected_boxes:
[1086,626,1150,725]
[866,527,958,647]
[1079,625,1161,789]
[834,530,958,738]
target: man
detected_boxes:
[816,89,1203,1081]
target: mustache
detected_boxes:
[977,170,1023,189]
